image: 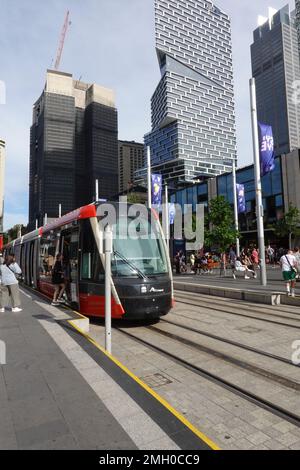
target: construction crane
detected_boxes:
[54,10,71,71]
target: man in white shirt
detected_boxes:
[280,250,297,297]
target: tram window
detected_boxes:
[80,220,104,282]
[82,253,92,279]
[40,233,59,277]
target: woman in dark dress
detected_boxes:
[51,254,65,306]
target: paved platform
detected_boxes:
[0,289,217,450]
[174,268,300,306]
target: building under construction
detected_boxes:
[29,70,118,229]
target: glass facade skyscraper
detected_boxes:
[251,5,300,156]
[145,0,237,183]
[29,70,118,229]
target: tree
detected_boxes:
[274,204,300,250]
[205,196,239,253]
[5,224,27,243]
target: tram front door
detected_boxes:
[61,228,79,307]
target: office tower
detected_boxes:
[145,0,237,184]
[29,70,118,228]
[118,141,144,193]
[251,5,300,156]
[0,139,5,232]
[295,0,300,53]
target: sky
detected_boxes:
[0,0,294,230]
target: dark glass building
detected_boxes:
[251,5,300,156]
[29,70,118,229]
[170,150,300,245]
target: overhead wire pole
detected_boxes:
[147,146,152,209]
[104,225,113,354]
[250,78,267,286]
[95,179,99,202]
[232,161,240,257]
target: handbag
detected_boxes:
[285,256,297,274]
[8,265,24,282]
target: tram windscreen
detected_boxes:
[111,217,169,277]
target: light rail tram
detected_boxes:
[4,202,173,320]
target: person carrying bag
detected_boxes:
[0,255,23,313]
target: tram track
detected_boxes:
[175,292,300,330]
[160,317,296,367]
[115,325,300,429]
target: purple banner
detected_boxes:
[151,174,163,206]
[236,184,246,214]
[169,203,176,225]
[258,122,275,177]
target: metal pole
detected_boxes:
[105,225,112,354]
[147,146,152,209]
[250,78,267,286]
[165,184,170,252]
[44,214,48,226]
[96,180,99,202]
[59,204,62,219]
[232,161,240,257]
[36,219,38,230]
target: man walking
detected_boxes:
[280,250,297,297]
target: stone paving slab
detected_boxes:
[0,294,137,450]
[89,297,300,450]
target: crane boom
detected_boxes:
[54,10,71,71]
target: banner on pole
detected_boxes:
[151,174,163,206]
[169,203,176,225]
[236,184,246,214]
[258,122,275,177]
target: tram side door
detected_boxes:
[61,229,79,306]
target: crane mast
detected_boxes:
[54,10,71,71]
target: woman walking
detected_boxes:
[51,254,66,306]
[0,255,23,313]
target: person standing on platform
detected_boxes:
[0,255,23,313]
[229,246,237,277]
[294,247,300,279]
[251,246,259,273]
[280,250,297,297]
[190,253,195,273]
[51,254,66,306]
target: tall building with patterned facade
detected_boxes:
[118,141,144,193]
[0,139,5,233]
[295,0,300,53]
[29,70,118,229]
[251,5,300,156]
[145,0,237,183]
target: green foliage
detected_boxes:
[5,224,27,243]
[274,204,300,249]
[205,196,239,252]
[127,193,145,204]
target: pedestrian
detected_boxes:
[267,245,275,267]
[51,254,66,306]
[280,250,297,297]
[232,257,257,280]
[294,247,300,278]
[251,246,259,272]
[0,255,23,313]
[190,253,195,273]
[229,246,237,276]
